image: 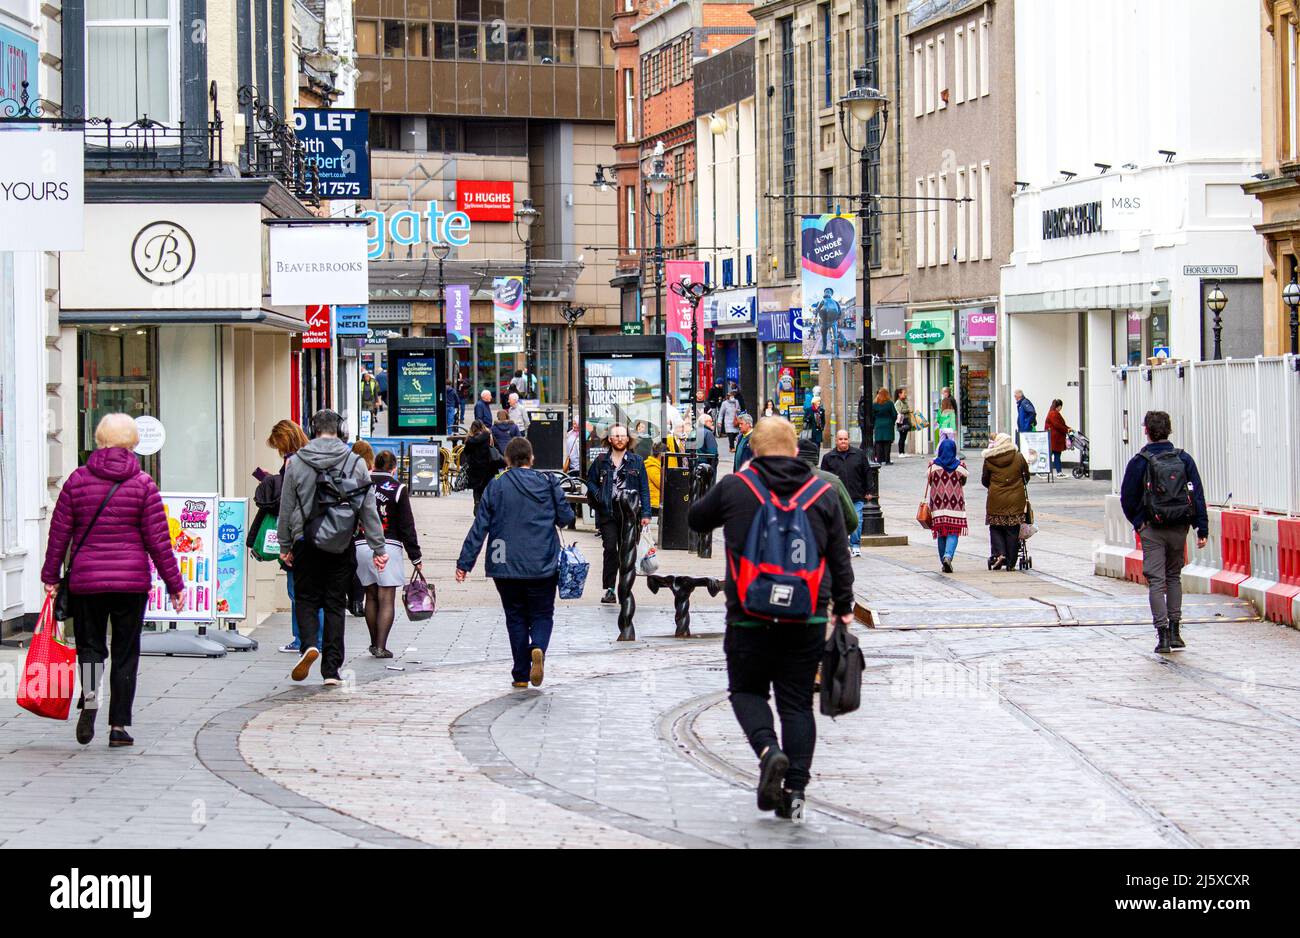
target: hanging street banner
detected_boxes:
[268,222,368,305]
[215,498,248,620]
[665,259,707,362]
[446,284,471,347]
[290,108,371,199]
[493,276,524,354]
[799,214,859,360]
[302,304,332,348]
[334,304,369,336]
[0,131,85,251]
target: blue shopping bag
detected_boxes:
[557,542,590,600]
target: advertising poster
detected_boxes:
[446,284,471,347]
[1020,431,1051,475]
[392,349,444,434]
[665,260,706,362]
[146,494,217,622]
[493,276,524,354]
[799,214,859,360]
[582,355,665,467]
[215,498,248,619]
[303,304,331,348]
[290,108,371,199]
[777,366,797,413]
[408,444,440,495]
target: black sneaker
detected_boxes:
[775,788,806,822]
[756,747,790,812]
[108,728,134,748]
[941,558,953,574]
[601,589,616,605]
[1168,622,1186,650]
[1154,627,1172,654]
[76,708,96,746]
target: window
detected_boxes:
[578,29,601,66]
[383,20,404,57]
[979,18,989,96]
[555,29,575,64]
[534,27,553,63]
[955,167,967,261]
[980,160,992,259]
[434,22,456,59]
[967,163,979,259]
[508,27,528,62]
[913,45,923,117]
[821,167,834,213]
[626,188,637,250]
[954,27,964,103]
[926,174,937,266]
[1291,22,1299,159]
[458,0,479,20]
[357,20,378,56]
[86,0,176,123]
[482,0,503,20]
[485,22,505,61]
[966,22,977,100]
[924,39,934,113]
[458,24,478,60]
[914,179,925,268]
[781,18,796,277]
[937,34,947,109]
[938,172,948,264]
[865,0,881,266]
[821,4,832,108]
[623,69,635,141]
[407,23,428,57]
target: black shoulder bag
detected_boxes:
[54,482,122,622]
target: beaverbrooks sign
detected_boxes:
[267,222,369,306]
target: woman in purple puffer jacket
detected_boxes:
[41,414,184,748]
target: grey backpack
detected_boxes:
[304,453,372,554]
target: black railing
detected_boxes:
[237,85,320,206]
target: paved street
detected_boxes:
[2,450,1297,849]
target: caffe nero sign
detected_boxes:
[1042,200,1103,240]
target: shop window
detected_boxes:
[86,0,176,124]
[534,27,553,63]
[356,20,379,56]
[434,22,457,60]
[383,20,405,57]
[407,23,429,57]
[458,24,479,60]
[78,326,160,481]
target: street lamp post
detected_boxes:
[838,66,890,537]
[560,304,587,425]
[644,142,673,335]
[1206,282,1227,361]
[1286,275,1300,356]
[432,240,451,390]
[670,278,715,431]
[514,198,540,392]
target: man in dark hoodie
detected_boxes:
[1119,410,1209,654]
[457,437,575,687]
[688,416,855,822]
[278,409,386,686]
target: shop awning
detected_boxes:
[60,308,307,331]
[366,257,584,301]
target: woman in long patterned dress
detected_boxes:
[926,438,969,573]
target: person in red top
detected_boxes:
[1045,399,1072,478]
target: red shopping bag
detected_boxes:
[16,595,78,720]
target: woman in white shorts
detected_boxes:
[355,449,422,657]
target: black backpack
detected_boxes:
[1140,448,1195,527]
[819,622,865,718]
[303,453,373,553]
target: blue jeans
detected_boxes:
[494,575,558,682]
[285,569,324,649]
[936,534,959,561]
[1051,451,1063,473]
[850,500,865,547]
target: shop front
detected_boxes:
[707,286,759,414]
[757,287,811,423]
[904,308,957,451]
[956,306,998,450]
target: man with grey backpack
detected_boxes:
[278,409,386,685]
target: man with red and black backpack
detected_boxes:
[688,416,854,822]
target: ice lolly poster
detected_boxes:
[145,493,218,622]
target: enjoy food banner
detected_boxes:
[665,259,706,362]
[799,214,859,360]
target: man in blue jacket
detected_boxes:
[1119,410,1209,655]
[586,425,651,604]
[474,389,495,428]
[457,437,574,687]
[1014,389,1037,444]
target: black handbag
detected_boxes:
[819,620,865,718]
[54,481,122,622]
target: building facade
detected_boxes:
[1244,0,1300,356]
[352,0,619,406]
[752,0,910,443]
[1000,0,1263,478]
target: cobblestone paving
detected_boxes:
[3,449,1295,849]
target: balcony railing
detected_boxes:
[237,85,320,207]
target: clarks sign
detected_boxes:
[1042,201,1102,240]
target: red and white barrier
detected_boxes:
[1182,513,1221,595]
[1210,510,1253,597]
[1264,518,1300,626]
[1239,515,1279,615]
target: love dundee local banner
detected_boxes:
[800,214,859,360]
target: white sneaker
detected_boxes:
[322,677,343,687]
[850,546,862,557]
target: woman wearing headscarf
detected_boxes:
[981,432,1030,571]
[926,438,968,573]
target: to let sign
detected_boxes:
[303,305,331,348]
[456,180,514,222]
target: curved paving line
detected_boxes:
[658,691,970,849]
[195,685,432,849]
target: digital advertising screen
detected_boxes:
[386,341,446,436]
[581,352,666,468]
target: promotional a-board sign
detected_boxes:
[215,498,248,619]
[1020,431,1051,475]
[408,444,440,495]
[146,493,217,622]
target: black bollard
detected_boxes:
[646,574,722,637]
[612,489,641,641]
[688,456,716,559]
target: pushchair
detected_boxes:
[1067,430,1091,479]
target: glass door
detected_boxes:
[79,327,159,479]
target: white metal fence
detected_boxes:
[1111,355,1300,515]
